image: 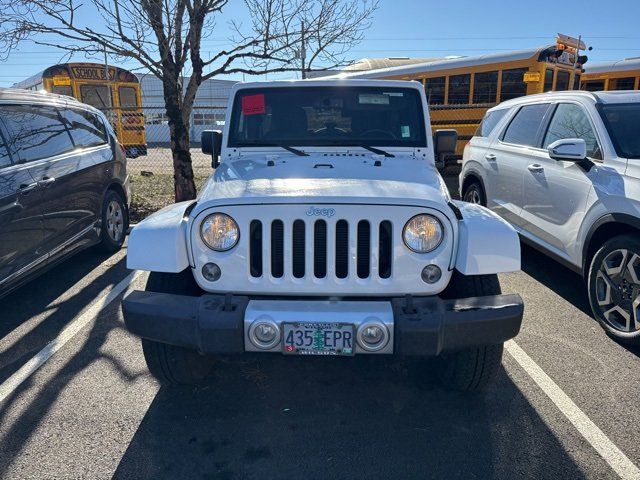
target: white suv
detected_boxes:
[122,80,524,391]
[460,90,640,344]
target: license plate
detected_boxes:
[282,322,355,356]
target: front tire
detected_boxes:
[587,234,640,345]
[462,180,485,206]
[141,271,214,385]
[438,271,504,391]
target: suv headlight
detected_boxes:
[200,213,239,251]
[403,214,443,253]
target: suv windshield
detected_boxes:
[598,103,640,159]
[228,86,426,148]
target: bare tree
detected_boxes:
[1,0,378,200]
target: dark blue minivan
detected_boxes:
[0,88,129,297]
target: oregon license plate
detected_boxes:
[282,322,355,356]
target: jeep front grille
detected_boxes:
[249,218,393,280]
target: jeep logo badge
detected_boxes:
[306,206,335,218]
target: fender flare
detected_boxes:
[460,168,487,198]
[582,213,640,271]
[127,201,196,272]
[452,200,521,275]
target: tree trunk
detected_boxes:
[162,77,196,201]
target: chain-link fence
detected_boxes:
[115,106,225,221]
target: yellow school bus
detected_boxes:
[581,58,640,91]
[14,62,147,157]
[328,35,587,156]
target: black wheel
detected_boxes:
[462,180,485,206]
[141,271,213,385]
[588,234,640,345]
[438,271,504,391]
[98,189,128,252]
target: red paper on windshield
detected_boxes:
[242,94,266,115]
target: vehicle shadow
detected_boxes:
[519,243,640,358]
[519,243,591,316]
[0,248,129,384]
[113,355,586,480]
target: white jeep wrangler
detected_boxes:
[122,80,524,391]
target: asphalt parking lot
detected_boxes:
[1,239,640,479]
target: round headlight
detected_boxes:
[403,214,443,253]
[200,213,239,251]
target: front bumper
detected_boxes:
[122,292,523,356]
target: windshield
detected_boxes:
[598,103,640,159]
[228,86,427,148]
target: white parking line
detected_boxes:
[0,270,140,404]
[506,340,640,480]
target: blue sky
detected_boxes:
[2,0,639,87]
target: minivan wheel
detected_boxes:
[98,189,128,252]
[462,181,485,206]
[588,234,640,345]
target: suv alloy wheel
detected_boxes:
[588,234,640,345]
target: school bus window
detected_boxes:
[501,68,528,101]
[611,77,635,90]
[80,85,113,109]
[473,71,498,104]
[556,70,570,91]
[573,74,581,90]
[119,86,138,107]
[52,85,73,97]
[448,73,470,104]
[583,80,604,92]
[424,76,445,105]
[544,69,554,92]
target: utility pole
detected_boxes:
[300,21,306,79]
[104,45,113,124]
[572,34,582,90]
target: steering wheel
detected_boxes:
[359,129,397,140]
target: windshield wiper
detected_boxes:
[359,145,395,157]
[241,142,309,156]
[278,145,309,156]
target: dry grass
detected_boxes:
[128,147,213,222]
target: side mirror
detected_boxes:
[202,130,223,168]
[433,129,458,170]
[547,138,587,161]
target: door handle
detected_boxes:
[485,154,497,161]
[527,164,544,173]
[18,182,39,194]
[38,176,56,187]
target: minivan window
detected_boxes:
[543,103,601,159]
[60,109,108,148]
[501,103,550,147]
[476,109,508,137]
[0,135,11,168]
[0,105,74,162]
